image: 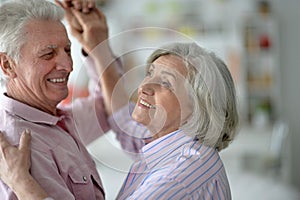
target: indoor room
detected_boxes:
[0,0,299,199]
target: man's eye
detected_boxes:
[42,52,54,60]
[65,48,71,56]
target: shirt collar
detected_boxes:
[0,93,65,125]
[142,129,194,169]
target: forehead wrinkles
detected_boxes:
[151,63,186,78]
[23,20,68,42]
[155,55,187,76]
[22,31,69,53]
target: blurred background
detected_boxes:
[1,0,300,199]
[85,0,300,199]
[78,1,300,199]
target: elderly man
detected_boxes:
[0,0,146,199]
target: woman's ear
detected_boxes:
[0,53,17,78]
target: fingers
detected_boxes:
[87,0,96,10]
[81,1,89,13]
[68,24,84,43]
[81,0,96,14]
[0,130,31,156]
[0,131,10,156]
[58,0,96,13]
[74,0,96,13]
[54,0,72,9]
[71,7,105,24]
[19,129,31,151]
[71,8,91,26]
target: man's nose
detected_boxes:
[55,52,73,72]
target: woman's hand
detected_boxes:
[0,130,31,188]
[0,130,49,199]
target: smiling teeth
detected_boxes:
[49,78,66,83]
[140,99,155,109]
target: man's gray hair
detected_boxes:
[0,0,64,85]
[146,42,239,151]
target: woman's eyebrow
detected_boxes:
[149,63,155,70]
[161,70,176,81]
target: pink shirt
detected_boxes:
[0,92,108,200]
[0,55,148,199]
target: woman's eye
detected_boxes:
[161,81,172,89]
[146,69,154,77]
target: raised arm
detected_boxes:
[57,0,147,152]
[58,1,127,116]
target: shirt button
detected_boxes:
[83,176,87,182]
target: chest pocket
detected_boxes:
[68,167,99,200]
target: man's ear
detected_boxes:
[0,53,17,78]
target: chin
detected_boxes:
[132,111,149,126]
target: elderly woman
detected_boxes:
[0,42,239,200]
[0,0,146,199]
[116,42,239,199]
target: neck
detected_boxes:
[6,89,57,116]
[148,126,179,141]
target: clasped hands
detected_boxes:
[56,0,96,13]
[56,0,109,57]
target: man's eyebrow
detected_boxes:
[39,42,72,52]
[46,44,58,49]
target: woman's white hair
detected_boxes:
[146,42,239,151]
[0,0,64,85]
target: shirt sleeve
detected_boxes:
[60,55,124,145]
[200,179,230,200]
[61,56,108,145]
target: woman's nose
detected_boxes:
[140,84,155,96]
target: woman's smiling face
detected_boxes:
[132,54,193,139]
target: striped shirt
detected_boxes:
[116,130,231,200]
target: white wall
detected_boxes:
[272,0,300,190]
